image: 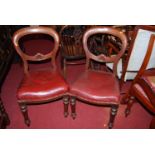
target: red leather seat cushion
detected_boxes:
[70,70,120,104]
[17,70,68,102]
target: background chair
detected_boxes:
[0,26,14,128]
[12,26,69,126]
[121,25,155,83]
[122,34,155,128]
[69,26,127,128]
[59,25,87,78]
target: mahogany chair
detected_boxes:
[122,34,155,128]
[69,26,127,128]
[121,25,155,84]
[59,25,86,78]
[12,26,69,126]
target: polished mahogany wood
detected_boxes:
[121,25,155,85]
[69,26,127,128]
[12,26,69,126]
[122,34,155,128]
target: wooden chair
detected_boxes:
[59,25,86,78]
[12,26,69,126]
[69,26,127,128]
[122,34,155,128]
[0,26,13,128]
[121,25,155,83]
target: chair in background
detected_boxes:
[0,26,14,128]
[121,25,155,84]
[12,26,69,126]
[59,25,87,78]
[122,34,155,128]
[69,26,127,128]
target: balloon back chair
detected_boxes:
[122,34,155,128]
[69,26,127,128]
[12,26,69,126]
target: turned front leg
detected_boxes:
[63,95,69,117]
[70,97,76,119]
[20,104,31,127]
[108,105,118,129]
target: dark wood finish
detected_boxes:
[70,97,76,119]
[63,95,69,117]
[0,98,10,128]
[70,26,127,128]
[150,116,155,129]
[20,104,30,126]
[122,34,155,128]
[108,105,118,129]
[59,25,87,78]
[0,26,14,128]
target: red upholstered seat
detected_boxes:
[70,70,120,104]
[17,70,68,102]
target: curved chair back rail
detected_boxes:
[12,26,60,74]
[83,26,128,76]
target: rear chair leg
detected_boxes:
[125,96,135,117]
[108,105,118,129]
[70,97,76,119]
[63,95,69,117]
[121,94,130,105]
[20,104,31,127]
